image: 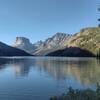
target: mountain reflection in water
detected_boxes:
[0,57,100,85]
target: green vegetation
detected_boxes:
[50,83,100,100]
[65,27,100,55]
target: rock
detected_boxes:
[13,37,36,53]
[13,27,100,56]
[13,33,72,55]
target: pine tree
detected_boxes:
[97,48,100,58]
[99,48,100,58]
[98,5,100,27]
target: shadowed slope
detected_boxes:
[0,41,31,56]
[46,47,95,57]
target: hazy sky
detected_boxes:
[0,0,98,45]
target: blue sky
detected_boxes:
[0,0,98,45]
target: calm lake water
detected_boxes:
[0,57,100,100]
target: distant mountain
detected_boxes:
[13,33,72,55]
[32,33,72,55]
[0,41,31,56]
[47,27,100,57]
[13,27,100,57]
[13,37,35,53]
[46,47,95,57]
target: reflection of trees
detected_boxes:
[66,59,100,85]
[0,57,100,85]
[34,58,100,85]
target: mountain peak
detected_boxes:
[13,37,34,53]
[15,37,31,45]
[13,33,72,55]
[53,32,70,37]
[54,32,66,35]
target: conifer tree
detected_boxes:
[98,5,100,27]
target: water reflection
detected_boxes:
[0,57,100,85]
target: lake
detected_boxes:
[0,57,100,100]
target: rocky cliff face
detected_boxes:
[43,33,71,48]
[13,37,36,53]
[13,33,72,55]
[13,27,100,56]
[32,33,72,55]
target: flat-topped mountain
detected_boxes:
[0,41,31,56]
[13,27,100,57]
[13,37,35,53]
[13,33,72,55]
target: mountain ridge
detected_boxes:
[46,47,95,57]
[13,27,100,56]
[13,32,72,55]
[65,27,100,54]
[0,41,31,56]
